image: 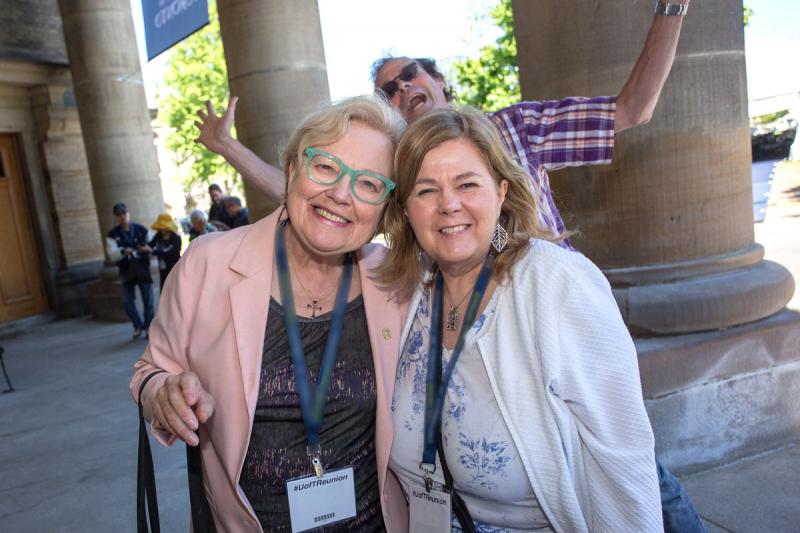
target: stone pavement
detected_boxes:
[0,163,798,532]
[0,318,188,532]
[683,443,800,533]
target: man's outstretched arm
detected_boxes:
[195,97,286,203]
[615,0,690,133]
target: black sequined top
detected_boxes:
[239,296,384,532]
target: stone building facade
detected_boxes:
[0,0,103,320]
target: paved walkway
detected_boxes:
[685,443,800,533]
[0,319,187,532]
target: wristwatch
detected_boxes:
[654,1,689,16]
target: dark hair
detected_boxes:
[112,202,128,215]
[208,183,222,194]
[224,196,242,207]
[370,56,455,102]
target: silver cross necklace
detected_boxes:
[287,255,340,319]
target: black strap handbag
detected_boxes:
[124,253,153,285]
[137,371,217,533]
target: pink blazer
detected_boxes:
[131,210,410,532]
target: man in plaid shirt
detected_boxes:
[488,97,616,244]
[195,2,705,530]
[200,0,686,243]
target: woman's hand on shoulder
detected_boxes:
[152,371,215,447]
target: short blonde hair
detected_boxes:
[282,95,406,191]
[375,106,564,299]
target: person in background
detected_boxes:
[106,202,154,339]
[224,196,250,228]
[207,183,232,229]
[188,209,217,241]
[141,213,182,289]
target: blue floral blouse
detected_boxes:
[389,286,554,532]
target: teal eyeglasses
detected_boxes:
[304,147,395,205]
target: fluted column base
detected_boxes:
[612,251,795,335]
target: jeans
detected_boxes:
[122,281,154,331]
[658,458,707,533]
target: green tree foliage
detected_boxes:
[743,5,754,27]
[453,0,520,112]
[158,1,235,188]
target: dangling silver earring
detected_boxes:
[415,242,426,263]
[491,223,508,254]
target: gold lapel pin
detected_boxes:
[381,328,392,340]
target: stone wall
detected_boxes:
[0,60,104,318]
[639,310,800,474]
[0,0,68,65]
[29,83,103,267]
[29,80,104,317]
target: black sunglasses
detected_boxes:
[378,62,419,99]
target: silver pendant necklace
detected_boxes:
[445,289,471,331]
[287,252,340,319]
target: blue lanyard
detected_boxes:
[274,220,353,476]
[421,255,494,472]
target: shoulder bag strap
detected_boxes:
[137,370,166,533]
[138,370,218,532]
[186,442,217,533]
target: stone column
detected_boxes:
[512,0,794,334]
[218,0,330,220]
[30,81,104,267]
[30,79,106,317]
[59,0,164,321]
[58,0,164,241]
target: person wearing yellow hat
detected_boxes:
[141,213,183,290]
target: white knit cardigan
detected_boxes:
[395,239,663,533]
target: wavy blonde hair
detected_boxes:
[375,106,566,299]
[282,96,406,234]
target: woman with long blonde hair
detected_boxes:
[378,107,662,532]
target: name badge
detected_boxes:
[286,466,357,532]
[409,484,452,533]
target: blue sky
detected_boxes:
[317,0,500,99]
[131,1,799,108]
[744,0,800,100]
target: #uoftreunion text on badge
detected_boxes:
[286,466,356,532]
[409,483,452,532]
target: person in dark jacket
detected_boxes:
[207,183,232,229]
[224,196,250,228]
[106,202,154,339]
[141,213,182,289]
